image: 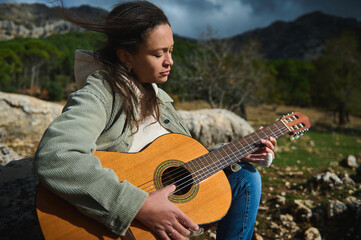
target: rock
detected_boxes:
[253,232,264,240]
[294,199,313,221]
[0,144,21,165]
[1,92,253,151]
[0,2,106,40]
[0,91,62,143]
[341,155,358,168]
[326,200,347,218]
[280,213,294,222]
[270,221,279,229]
[208,231,216,239]
[308,171,344,189]
[0,19,80,40]
[279,214,300,234]
[0,157,43,239]
[345,197,361,220]
[339,173,356,186]
[275,195,286,205]
[295,199,314,208]
[178,108,254,147]
[304,227,322,240]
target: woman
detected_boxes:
[34,1,276,239]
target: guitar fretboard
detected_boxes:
[183,120,289,184]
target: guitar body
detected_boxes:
[36,133,232,240]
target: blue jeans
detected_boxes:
[216,163,262,240]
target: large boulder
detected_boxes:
[178,108,254,147]
[0,91,62,143]
[0,91,254,149]
[0,156,43,239]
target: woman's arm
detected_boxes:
[34,83,147,236]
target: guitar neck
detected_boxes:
[184,120,290,184]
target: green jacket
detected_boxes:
[34,56,191,235]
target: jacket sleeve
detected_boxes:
[34,82,148,236]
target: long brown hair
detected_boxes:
[60,1,170,131]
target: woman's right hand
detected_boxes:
[135,185,199,240]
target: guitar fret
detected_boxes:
[223,144,236,168]
[186,120,294,184]
[215,147,229,172]
[273,122,283,138]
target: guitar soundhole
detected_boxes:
[161,166,193,195]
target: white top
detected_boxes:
[128,81,170,152]
[129,115,170,152]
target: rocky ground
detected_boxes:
[2,147,360,240]
[1,92,361,240]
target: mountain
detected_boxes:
[0,2,106,40]
[1,3,360,60]
[228,11,361,60]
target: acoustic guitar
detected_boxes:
[36,112,310,239]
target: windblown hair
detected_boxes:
[60,1,170,131]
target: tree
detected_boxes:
[0,48,22,92]
[176,29,271,118]
[267,59,315,106]
[312,31,361,125]
[0,31,102,100]
[21,40,61,94]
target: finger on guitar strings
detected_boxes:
[242,153,267,164]
[260,139,275,152]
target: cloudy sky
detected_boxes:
[1,0,361,38]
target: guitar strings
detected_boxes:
[170,123,286,196]
[138,123,285,195]
[137,122,287,195]
[137,123,286,194]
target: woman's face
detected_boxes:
[130,24,174,84]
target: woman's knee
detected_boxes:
[232,163,262,197]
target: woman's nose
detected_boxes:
[164,54,173,66]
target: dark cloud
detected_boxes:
[242,0,361,20]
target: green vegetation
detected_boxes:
[0,31,104,99]
[312,31,361,125]
[275,131,361,169]
[0,30,361,126]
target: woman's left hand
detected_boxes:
[242,128,277,166]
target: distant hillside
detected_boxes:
[1,3,361,60]
[228,11,361,60]
[0,2,107,40]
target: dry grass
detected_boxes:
[175,100,361,131]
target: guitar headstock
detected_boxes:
[280,112,311,140]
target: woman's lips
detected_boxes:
[160,70,170,76]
